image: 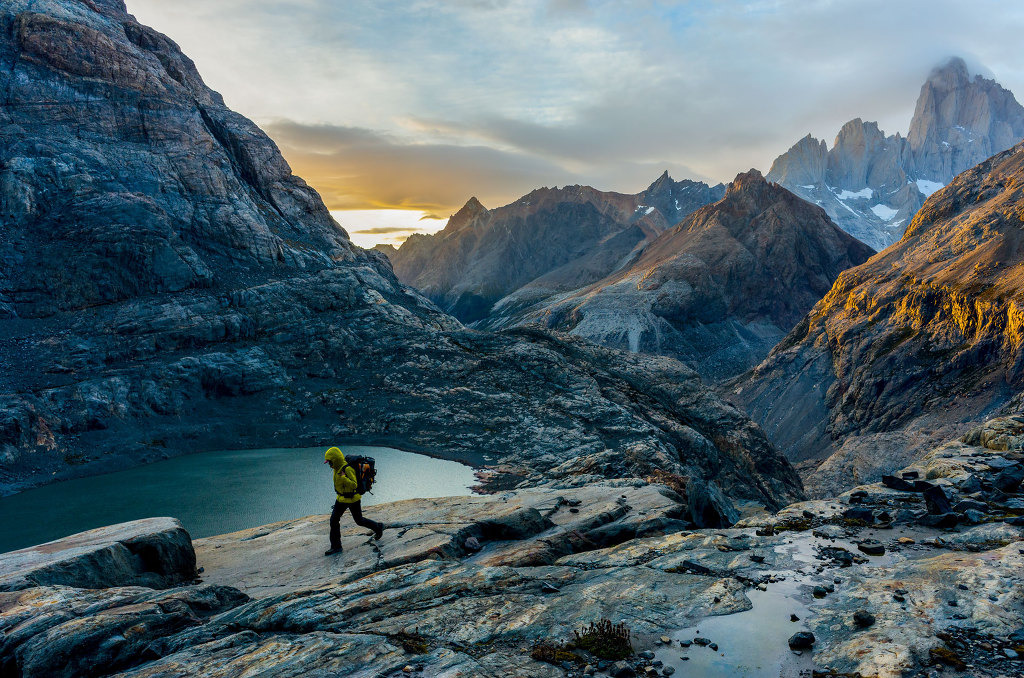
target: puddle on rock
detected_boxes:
[653,527,928,677]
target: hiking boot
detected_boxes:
[324,547,343,556]
[374,524,384,540]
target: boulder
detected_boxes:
[922,485,952,515]
[686,478,741,528]
[881,475,915,491]
[788,631,815,650]
[0,518,196,591]
[993,464,1024,493]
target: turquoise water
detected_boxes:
[0,446,477,553]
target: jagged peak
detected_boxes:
[461,196,486,212]
[927,56,971,86]
[442,196,488,233]
[643,170,675,195]
[725,169,768,197]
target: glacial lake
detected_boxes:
[0,446,478,553]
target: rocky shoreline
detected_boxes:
[3,416,1022,677]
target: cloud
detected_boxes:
[125,0,1024,215]
[266,120,587,215]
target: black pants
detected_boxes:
[329,500,382,549]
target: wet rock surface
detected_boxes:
[3,417,1023,677]
[0,0,800,518]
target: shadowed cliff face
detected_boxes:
[733,141,1024,496]
[0,0,802,513]
[767,58,1024,251]
[384,174,726,324]
[493,170,874,381]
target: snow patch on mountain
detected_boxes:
[870,204,899,221]
[916,179,945,197]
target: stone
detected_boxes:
[919,513,960,529]
[853,610,875,628]
[857,540,885,556]
[959,475,985,495]
[962,509,986,524]
[922,485,953,515]
[609,661,636,678]
[842,507,875,523]
[813,586,829,598]
[993,464,1024,493]
[686,478,742,528]
[882,475,916,491]
[788,632,815,650]
[952,499,988,513]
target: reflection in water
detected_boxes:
[0,445,477,553]
[654,529,911,677]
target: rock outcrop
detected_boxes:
[384,174,725,323]
[0,0,802,515]
[3,417,1022,677]
[0,517,195,591]
[767,57,1024,250]
[734,140,1024,495]
[495,170,873,381]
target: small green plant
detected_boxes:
[530,641,583,666]
[572,618,634,660]
[62,452,88,465]
[390,630,429,655]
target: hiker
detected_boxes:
[324,446,384,556]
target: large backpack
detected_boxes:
[345,455,377,495]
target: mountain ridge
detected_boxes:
[384,174,726,323]
[487,169,874,380]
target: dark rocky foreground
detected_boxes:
[2,416,1023,677]
[0,0,800,516]
[733,140,1024,497]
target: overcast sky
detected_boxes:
[124,0,1024,247]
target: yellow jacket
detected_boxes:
[325,447,361,503]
